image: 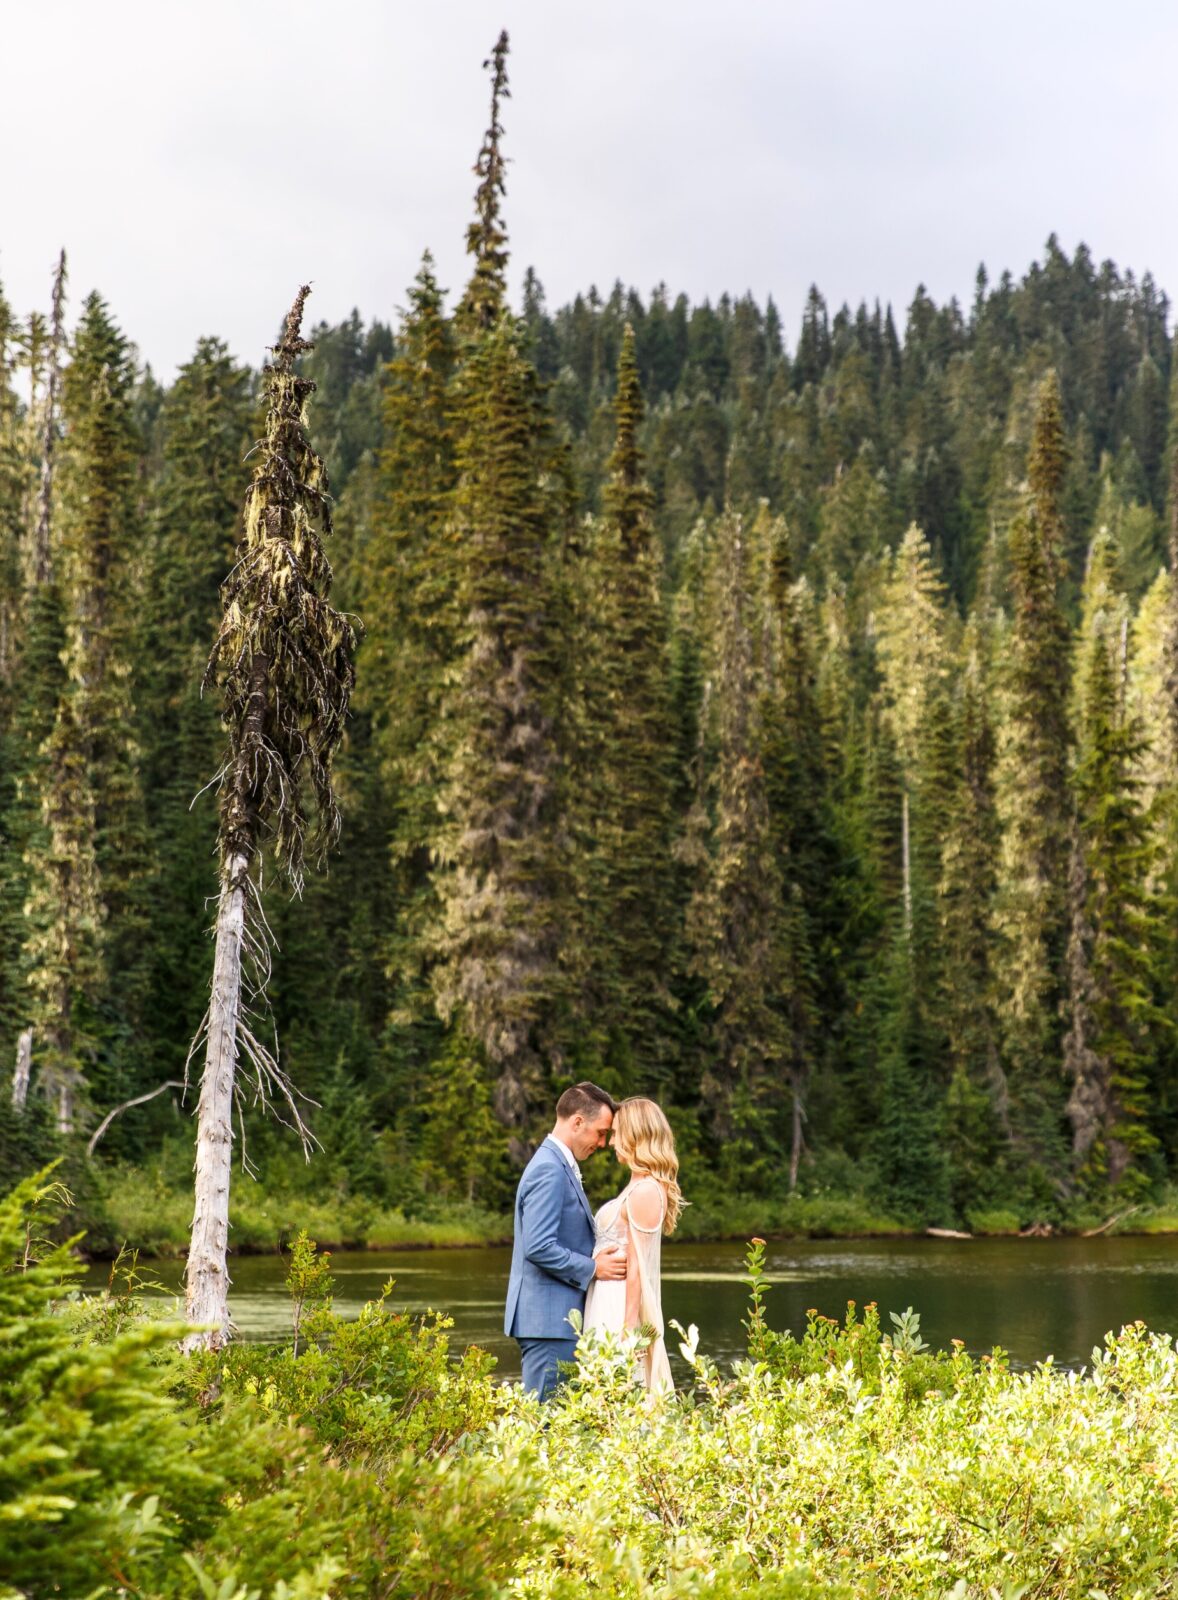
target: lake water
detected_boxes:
[83,1233,1178,1377]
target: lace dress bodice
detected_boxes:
[582,1176,672,1394]
[593,1191,630,1255]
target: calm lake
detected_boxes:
[84,1233,1178,1377]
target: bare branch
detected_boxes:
[87,1080,187,1157]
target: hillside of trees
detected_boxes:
[4,43,1178,1231]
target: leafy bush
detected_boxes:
[495,1287,1178,1598]
[0,1169,226,1596]
[965,1206,1022,1235]
[178,1231,497,1461]
[8,1172,1178,1600]
[742,1237,963,1403]
[90,1162,508,1256]
[0,1175,534,1599]
[674,1190,908,1243]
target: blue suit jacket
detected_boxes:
[504,1139,597,1339]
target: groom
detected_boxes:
[504,1081,627,1400]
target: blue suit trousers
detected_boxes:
[517,1335,578,1402]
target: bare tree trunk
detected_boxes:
[56,1075,74,1137]
[12,1029,32,1113]
[788,1066,804,1192]
[901,786,912,940]
[183,852,248,1352]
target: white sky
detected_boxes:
[4,0,1176,378]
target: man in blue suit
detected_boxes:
[505,1081,627,1400]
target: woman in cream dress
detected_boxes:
[582,1097,684,1393]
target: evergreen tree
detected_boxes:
[938,617,1006,1206]
[31,251,67,590]
[761,511,824,1188]
[991,372,1073,1178]
[428,33,568,1153]
[679,511,789,1186]
[0,283,24,688]
[0,258,67,1113]
[1065,536,1162,1193]
[874,523,951,938]
[430,309,565,1148]
[457,30,509,337]
[568,326,678,1088]
[355,256,457,1067]
[186,287,356,1348]
[0,282,29,1069]
[21,293,145,1133]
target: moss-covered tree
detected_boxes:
[185,288,356,1349]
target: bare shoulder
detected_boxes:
[626,1176,665,1229]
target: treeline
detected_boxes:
[3,35,1178,1225]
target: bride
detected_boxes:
[583,1096,683,1392]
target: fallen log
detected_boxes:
[1081,1206,1140,1238]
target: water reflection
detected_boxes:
[83,1234,1178,1377]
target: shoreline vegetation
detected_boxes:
[12,1172,1178,1599]
[75,1168,1178,1260]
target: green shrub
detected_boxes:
[675,1190,909,1242]
[10,1166,1178,1600]
[498,1292,1178,1599]
[90,1162,508,1257]
[0,1167,227,1596]
[178,1231,497,1461]
[742,1237,963,1403]
[0,1174,535,1599]
[965,1206,1022,1235]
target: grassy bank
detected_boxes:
[76,1166,1178,1259]
[84,1165,510,1258]
[80,1169,914,1259]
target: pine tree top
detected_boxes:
[458,31,510,335]
[603,325,655,555]
[1029,370,1067,531]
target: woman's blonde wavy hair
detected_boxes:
[613,1097,684,1235]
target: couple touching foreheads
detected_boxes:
[504,1082,683,1401]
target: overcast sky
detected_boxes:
[4,1,1176,378]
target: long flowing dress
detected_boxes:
[582,1175,673,1393]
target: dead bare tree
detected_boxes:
[183,286,356,1352]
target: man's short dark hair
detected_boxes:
[555,1081,617,1121]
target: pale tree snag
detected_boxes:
[12,1029,32,1113]
[185,855,247,1348]
[182,288,355,1353]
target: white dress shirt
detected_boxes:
[546,1133,583,1183]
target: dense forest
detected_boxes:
[4,40,1178,1231]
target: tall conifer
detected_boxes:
[357,256,457,1055]
[680,511,789,1183]
[937,617,1008,1213]
[429,34,566,1149]
[21,293,143,1132]
[570,326,678,1085]
[761,511,824,1188]
[992,372,1073,1174]
[1065,532,1161,1192]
